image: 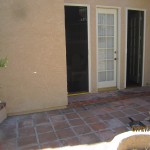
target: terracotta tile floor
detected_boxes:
[0,87,150,150]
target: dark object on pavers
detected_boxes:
[128,117,146,128]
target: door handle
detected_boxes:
[114,58,117,60]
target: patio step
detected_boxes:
[68,90,150,108]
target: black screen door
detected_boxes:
[127,10,144,87]
[65,6,89,93]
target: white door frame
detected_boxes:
[64,3,91,92]
[96,6,121,89]
[124,8,146,88]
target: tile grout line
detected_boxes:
[46,112,63,146]
[16,118,19,150]
[63,113,79,138]
[34,126,40,148]
[46,112,57,133]
[47,110,83,145]
[75,106,131,140]
[32,114,40,148]
[74,109,102,140]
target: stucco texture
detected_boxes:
[0,0,67,115]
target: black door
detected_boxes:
[127,10,144,87]
[65,6,88,93]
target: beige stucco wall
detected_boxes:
[0,0,68,115]
[0,0,150,115]
[65,0,150,91]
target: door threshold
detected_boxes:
[68,92,89,96]
[126,86,141,89]
[98,87,118,92]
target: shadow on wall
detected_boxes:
[11,1,28,20]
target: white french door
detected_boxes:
[97,8,117,88]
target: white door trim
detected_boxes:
[96,6,121,89]
[64,4,92,92]
[124,8,146,88]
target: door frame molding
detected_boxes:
[124,8,146,88]
[64,3,91,92]
[96,6,121,89]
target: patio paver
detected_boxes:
[78,133,100,144]
[55,128,75,139]
[61,137,80,146]
[38,132,58,144]
[36,124,53,134]
[0,87,150,149]
[17,135,37,147]
[73,125,92,135]
[97,129,116,141]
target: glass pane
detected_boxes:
[98,49,106,59]
[98,37,106,48]
[107,37,114,48]
[98,72,106,82]
[107,26,114,36]
[98,26,106,36]
[107,14,114,25]
[107,71,114,81]
[107,60,114,70]
[98,60,106,71]
[98,14,107,25]
[107,49,114,59]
